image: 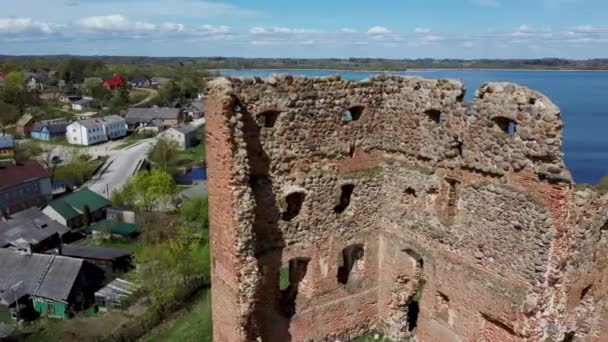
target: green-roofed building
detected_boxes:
[42,189,112,228]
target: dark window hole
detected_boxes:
[282,192,306,221]
[348,144,356,157]
[259,110,280,128]
[405,187,417,197]
[581,285,592,300]
[345,106,364,122]
[425,109,445,124]
[337,244,364,285]
[493,117,517,134]
[334,184,355,213]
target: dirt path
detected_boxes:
[132,88,159,107]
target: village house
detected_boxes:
[102,74,126,89]
[15,114,35,137]
[0,207,71,253]
[71,97,94,111]
[42,188,111,228]
[86,219,140,239]
[65,115,127,146]
[24,73,49,91]
[0,160,52,215]
[125,107,182,130]
[59,95,82,104]
[185,100,205,119]
[30,119,70,141]
[56,245,132,273]
[0,249,104,319]
[159,125,199,149]
[127,75,152,88]
[0,136,15,164]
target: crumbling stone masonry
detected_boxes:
[206,74,608,341]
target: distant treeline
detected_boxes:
[2,56,608,71]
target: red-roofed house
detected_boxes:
[102,74,126,89]
[0,160,52,214]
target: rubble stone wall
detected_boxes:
[206,74,607,342]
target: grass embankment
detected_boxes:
[176,142,206,166]
[53,157,107,187]
[141,290,212,342]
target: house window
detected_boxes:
[337,244,365,285]
[334,184,355,214]
[493,117,517,134]
[46,300,54,315]
[282,192,306,221]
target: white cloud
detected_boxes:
[367,26,391,34]
[339,28,357,33]
[0,18,59,34]
[574,25,596,32]
[160,22,185,32]
[415,27,431,34]
[518,24,532,32]
[249,26,319,35]
[198,25,231,34]
[77,15,156,32]
[462,41,476,47]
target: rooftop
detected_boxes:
[87,219,140,236]
[0,136,14,149]
[125,107,181,123]
[58,245,131,261]
[46,189,111,221]
[0,207,71,247]
[0,160,49,192]
[0,249,83,303]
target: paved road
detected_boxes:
[86,138,155,197]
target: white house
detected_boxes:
[159,124,199,150]
[66,115,127,146]
[71,97,94,111]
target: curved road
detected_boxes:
[86,138,155,197]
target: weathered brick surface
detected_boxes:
[206,74,607,341]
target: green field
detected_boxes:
[141,290,212,342]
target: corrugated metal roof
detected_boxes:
[125,107,181,124]
[0,207,70,247]
[0,249,83,302]
[0,160,49,192]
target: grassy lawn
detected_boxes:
[176,142,206,166]
[141,290,212,342]
[129,89,151,104]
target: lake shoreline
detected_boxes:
[212,68,608,73]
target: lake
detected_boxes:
[220,69,608,184]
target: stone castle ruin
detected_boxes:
[205,74,608,341]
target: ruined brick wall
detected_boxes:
[206,74,602,341]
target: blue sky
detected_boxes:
[1,0,607,58]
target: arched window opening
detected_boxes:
[345,106,365,122]
[278,258,310,318]
[337,244,365,285]
[281,192,306,221]
[493,117,517,134]
[334,184,355,213]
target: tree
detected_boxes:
[149,138,179,173]
[159,81,180,104]
[180,195,209,232]
[114,170,177,211]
